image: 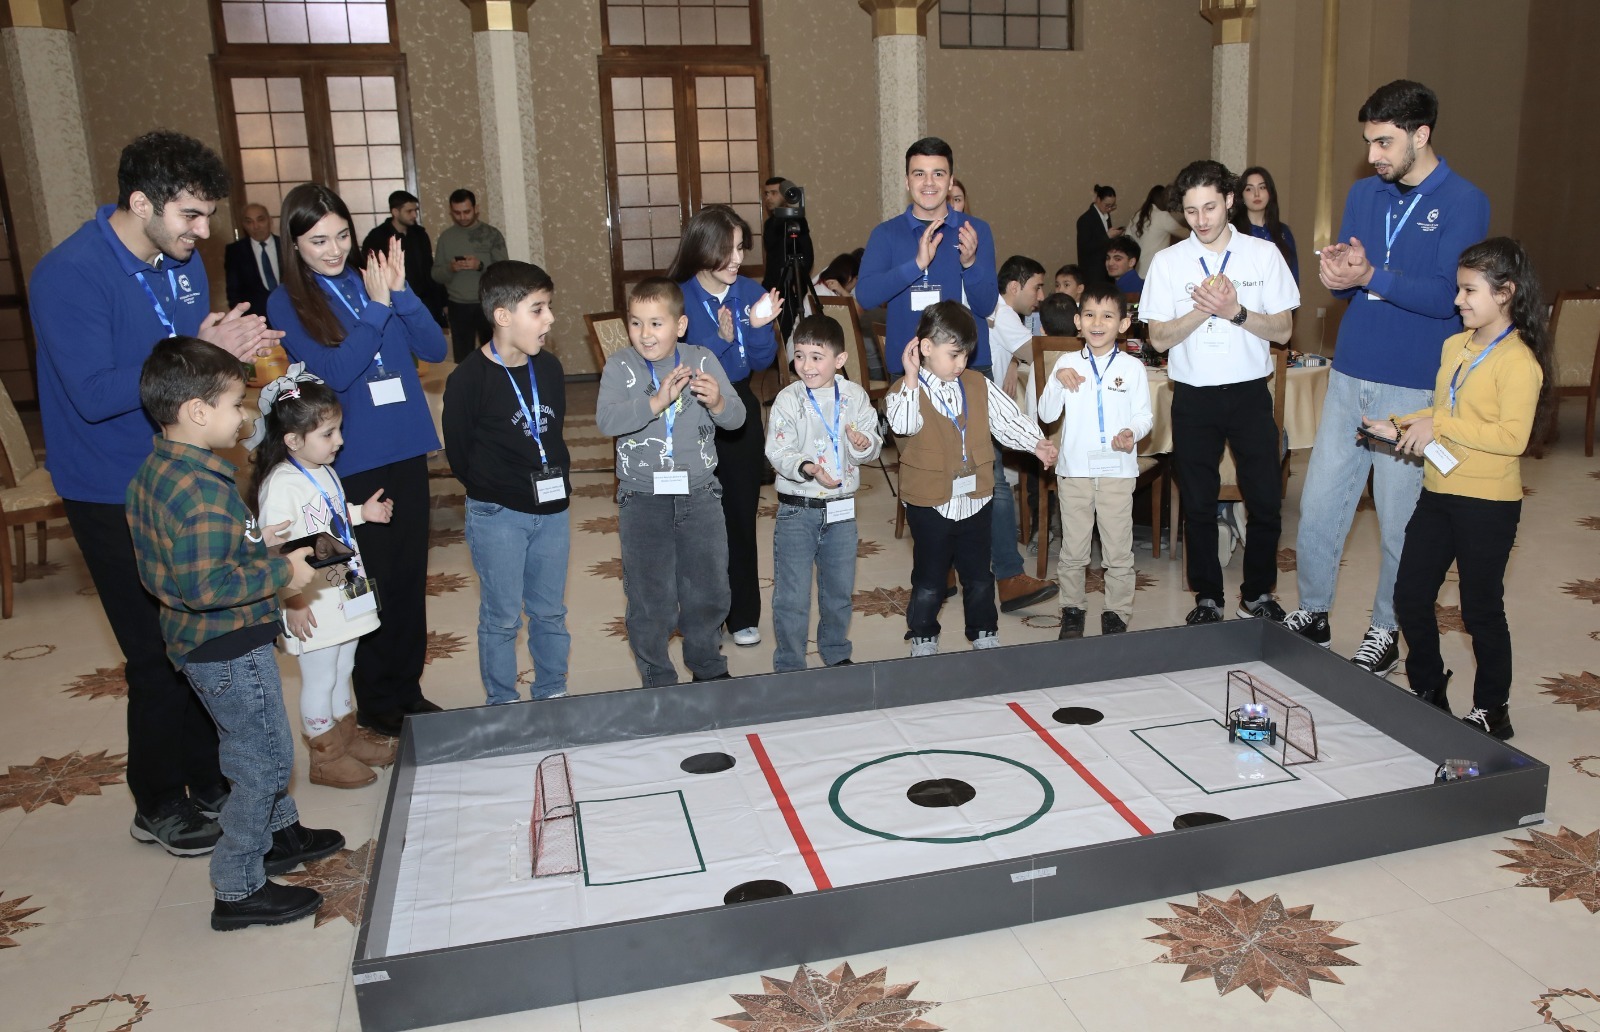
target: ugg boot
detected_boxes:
[339,713,396,768]
[306,722,377,789]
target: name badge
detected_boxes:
[952,474,977,496]
[368,373,406,406]
[910,284,942,312]
[534,466,567,503]
[825,497,856,524]
[341,590,379,618]
[1087,450,1122,476]
[1423,440,1460,476]
[653,470,690,495]
[1198,319,1231,355]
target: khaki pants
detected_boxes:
[1056,475,1136,622]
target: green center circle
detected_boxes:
[828,749,1055,844]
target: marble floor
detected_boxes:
[0,385,1596,1032]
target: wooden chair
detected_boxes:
[1544,289,1600,456]
[583,311,631,374]
[0,376,67,618]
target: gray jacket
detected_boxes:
[595,344,745,493]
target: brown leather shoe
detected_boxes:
[997,573,1059,613]
[306,723,377,789]
[339,713,396,769]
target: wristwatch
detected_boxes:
[1229,306,1249,326]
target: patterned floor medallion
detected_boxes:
[1083,568,1159,595]
[62,665,128,701]
[1571,756,1600,780]
[1561,579,1600,604]
[714,962,943,1031]
[851,586,911,618]
[430,492,466,510]
[1532,988,1600,1031]
[1496,827,1600,913]
[571,482,615,499]
[579,515,619,535]
[425,572,470,596]
[758,502,779,519]
[1435,604,1467,634]
[277,840,374,928]
[1578,516,1600,531]
[3,644,56,661]
[857,539,884,559]
[48,993,149,1032]
[428,527,465,549]
[0,891,43,947]
[423,632,469,665]
[587,557,623,580]
[1539,673,1600,712]
[1276,548,1298,572]
[601,617,680,642]
[1146,890,1358,1001]
[0,751,127,814]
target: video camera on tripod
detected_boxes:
[770,180,816,339]
[771,180,806,222]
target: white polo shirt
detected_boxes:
[1141,224,1299,387]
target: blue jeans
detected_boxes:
[1294,369,1431,630]
[183,643,300,900]
[617,481,730,687]
[771,502,857,671]
[989,451,1025,580]
[465,499,571,704]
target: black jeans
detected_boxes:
[1170,378,1281,604]
[447,301,490,363]
[1394,489,1521,711]
[64,500,223,814]
[343,456,431,716]
[904,502,996,641]
[714,377,765,633]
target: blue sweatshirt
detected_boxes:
[1330,157,1489,390]
[856,206,998,375]
[678,274,777,382]
[30,205,211,503]
[268,272,448,478]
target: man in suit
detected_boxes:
[223,202,280,317]
[1074,185,1121,284]
[359,190,446,326]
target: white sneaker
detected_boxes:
[909,636,939,657]
[973,632,1001,650]
[731,627,761,647]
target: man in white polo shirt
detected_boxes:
[1142,160,1300,625]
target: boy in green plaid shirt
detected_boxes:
[126,336,345,931]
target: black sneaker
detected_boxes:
[1101,611,1128,634]
[1282,608,1332,647]
[1351,626,1400,677]
[1236,594,1287,622]
[830,658,854,667]
[1413,669,1452,713]
[1058,607,1086,640]
[264,822,346,876]
[211,880,322,932]
[191,783,230,820]
[130,799,221,858]
[1186,600,1223,625]
[1463,704,1514,741]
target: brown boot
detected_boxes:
[307,721,377,789]
[997,573,1060,613]
[340,713,396,768]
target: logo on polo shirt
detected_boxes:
[1236,279,1264,288]
[176,273,202,304]
[1418,209,1442,233]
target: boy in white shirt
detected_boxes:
[1038,282,1153,638]
[990,255,1046,411]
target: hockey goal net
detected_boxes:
[1225,670,1319,766]
[530,752,581,877]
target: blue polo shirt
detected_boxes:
[1330,157,1489,389]
[31,204,211,503]
[857,206,998,375]
[678,274,776,382]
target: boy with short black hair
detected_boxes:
[765,315,882,671]
[1105,238,1144,295]
[887,301,1058,656]
[126,336,343,931]
[443,260,573,705]
[1039,292,1081,337]
[992,254,1047,409]
[597,277,746,686]
[1054,264,1085,303]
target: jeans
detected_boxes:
[1295,369,1431,630]
[617,481,730,686]
[904,502,996,641]
[466,499,571,703]
[988,451,1025,580]
[1394,490,1521,711]
[183,643,300,900]
[771,502,857,671]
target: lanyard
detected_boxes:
[288,457,353,547]
[702,297,746,368]
[920,372,968,463]
[1448,324,1513,414]
[648,349,683,467]
[1384,193,1423,268]
[1086,348,1117,447]
[1198,251,1231,281]
[136,268,181,338]
[804,377,845,478]
[489,340,548,466]
[319,274,368,320]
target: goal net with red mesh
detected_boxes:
[530,752,581,877]
[1225,669,1319,766]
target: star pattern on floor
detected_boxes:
[1578,516,1600,531]
[428,527,465,549]
[570,481,615,499]
[1538,672,1600,712]
[852,586,911,617]
[425,572,470,596]
[1276,548,1297,572]
[758,501,779,519]
[1533,987,1600,1032]
[0,891,43,947]
[423,631,469,665]
[1435,603,1467,634]
[579,515,619,534]
[61,664,128,701]
[587,557,623,580]
[430,491,466,510]
[713,962,943,1031]
[857,539,884,559]
[1495,826,1600,913]
[601,616,680,642]
[1146,889,1358,1001]
[1561,578,1600,604]
[49,992,150,1032]
[0,751,127,814]
[277,840,374,928]
[1083,568,1159,595]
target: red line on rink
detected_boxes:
[747,732,833,890]
[1007,702,1154,837]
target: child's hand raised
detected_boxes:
[1111,428,1136,453]
[649,363,694,414]
[749,289,784,329]
[1055,366,1085,392]
[901,338,922,378]
[688,369,722,412]
[362,488,394,524]
[845,424,871,451]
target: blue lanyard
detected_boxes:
[702,297,746,369]
[288,457,353,547]
[319,274,367,320]
[1086,348,1117,448]
[648,349,683,468]
[489,340,548,466]
[1448,324,1513,414]
[1198,251,1231,280]
[919,372,969,463]
[804,377,845,479]
[136,268,181,338]
[1384,193,1423,268]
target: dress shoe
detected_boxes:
[997,573,1059,613]
[211,880,321,931]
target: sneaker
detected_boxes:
[909,636,939,658]
[191,783,230,819]
[264,822,346,876]
[731,627,762,647]
[1282,608,1332,647]
[1463,704,1514,741]
[830,658,854,667]
[211,880,322,932]
[1351,626,1400,677]
[1413,669,1452,713]
[972,632,1001,650]
[1185,599,1223,625]
[130,799,221,858]
[1058,607,1086,640]
[1101,611,1128,634]
[1217,504,1242,568]
[1237,594,1287,622]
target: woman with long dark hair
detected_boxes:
[1231,167,1299,284]
[267,183,448,737]
[1129,184,1184,276]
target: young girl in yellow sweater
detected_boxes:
[1363,238,1554,741]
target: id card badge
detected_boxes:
[1423,440,1461,476]
[910,284,942,312]
[533,466,567,503]
[341,573,379,617]
[825,497,856,524]
[1198,319,1231,355]
[653,470,690,495]
[952,462,977,496]
[367,370,406,406]
[1087,450,1122,476]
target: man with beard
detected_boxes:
[1281,80,1489,677]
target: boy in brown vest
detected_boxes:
[887,302,1059,656]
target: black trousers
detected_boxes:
[904,502,996,641]
[447,301,490,363]
[714,377,765,633]
[1394,489,1521,711]
[64,500,223,814]
[343,456,431,716]
[1170,378,1281,604]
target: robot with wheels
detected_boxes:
[1228,702,1278,746]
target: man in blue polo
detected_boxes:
[858,137,1057,612]
[1283,81,1489,675]
[30,130,283,858]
